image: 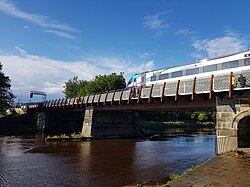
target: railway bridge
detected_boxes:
[29,71,250,154]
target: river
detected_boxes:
[0,132,215,187]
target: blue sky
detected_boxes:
[0,0,249,103]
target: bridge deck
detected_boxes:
[28,71,250,110]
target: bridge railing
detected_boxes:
[34,71,250,109]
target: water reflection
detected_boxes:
[0,133,215,187]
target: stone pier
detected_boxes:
[216,94,250,154]
[82,107,137,138]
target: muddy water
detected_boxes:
[0,133,215,187]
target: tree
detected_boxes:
[63,72,126,98]
[0,63,14,115]
[63,76,88,98]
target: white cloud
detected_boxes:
[175,29,195,37]
[144,11,170,35]
[45,30,75,40]
[0,0,77,39]
[192,34,247,58]
[0,48,155,102]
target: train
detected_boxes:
[126,49,250,89]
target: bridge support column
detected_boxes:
[81,107,137,138]
[81,107,94,137]
[216,94,250,154]
[36,112,47,133]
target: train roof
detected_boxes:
[138,49,250,75]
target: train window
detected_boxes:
[222,60,239,69]
[172,71,183,78]
[186,68,199,75]
[151,75,156,81]
[203,64,217,72]
[159,73,168,80]
[244,58,250,66]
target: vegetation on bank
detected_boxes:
[135,111,215,133]
[0,63,14,117]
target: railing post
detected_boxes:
[103,92,108,106]
[191,77,196,101]
[175,80,180,102]
[56,99,60,108]
[59,98,63,108]
[111,91,116,106]
[209,75,214,99]
[97,94,101,106]
[161,82,166,103]
[63,98,68,108]
[86,95,90,107]
[50,100,54,108]
[72,97,76,108]
[148,84,154,103]
[119,89,124,105]
[67,98,71,108]
[80,96,85,107]
[229,72,233,98]
[137,85,142,104]
[127,88,132,104]
[91,94,95,106]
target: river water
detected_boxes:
[0,133,215,187]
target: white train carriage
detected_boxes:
[126,50,250,97]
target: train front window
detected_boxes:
[222,60,239,69]
[244,58,250,66]
[203,64,217,72]
[127,78,133,85]
[172,71,182,78]
[186,68,199,75]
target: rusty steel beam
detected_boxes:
[191,77,196,101]
[229,72,233,98]
[209,75,214,99]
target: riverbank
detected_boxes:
[125,148,250,187]
[169,148,250,186]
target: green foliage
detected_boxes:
[64,72,126,98]
[63,76,88,98]
[191,111,215,122]
[197,113,209,121]
[0,63,14,115]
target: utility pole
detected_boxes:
[30,91,47,101]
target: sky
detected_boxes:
[0,0,249,103]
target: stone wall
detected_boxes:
[216,94,250,154]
